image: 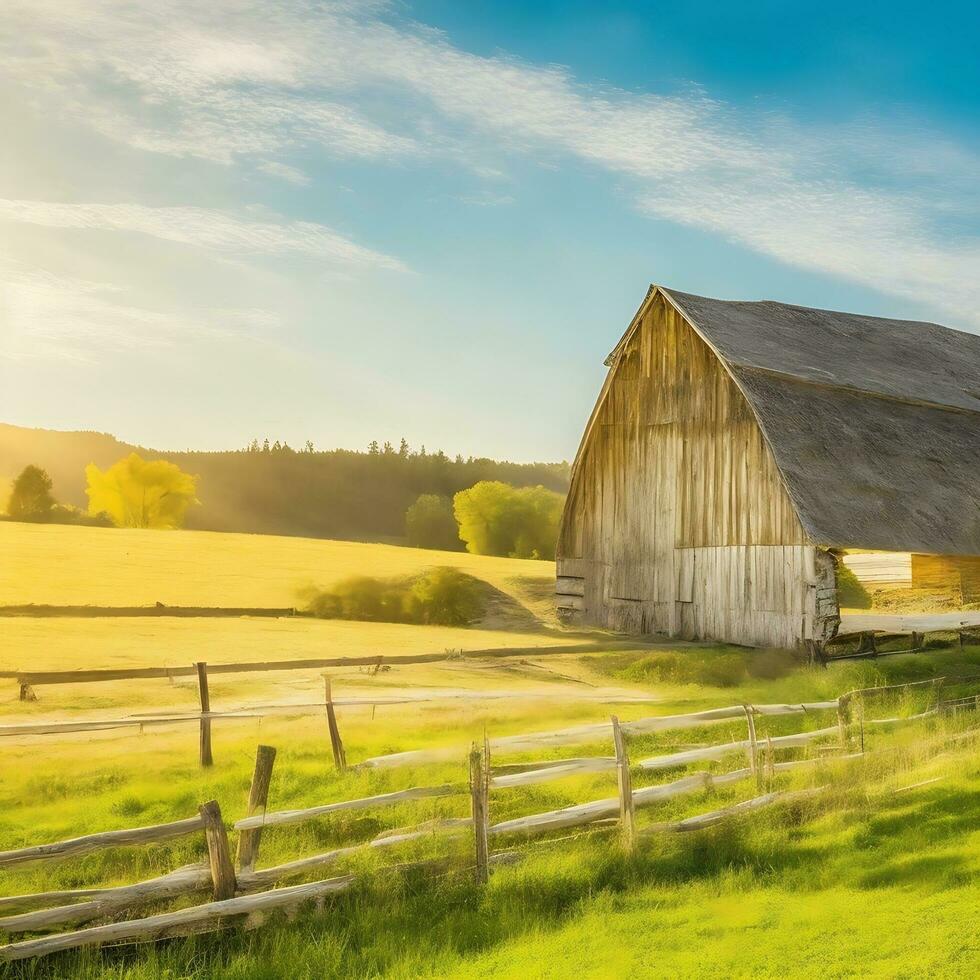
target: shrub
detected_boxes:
[406,567,485,625]
[300,567,486,627]
[453,481,564,559]
[836,562,872,609]
[405,494,462,551]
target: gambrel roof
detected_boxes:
[609,286,980,556]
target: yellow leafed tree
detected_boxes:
[86,453,198,529]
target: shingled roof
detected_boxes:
[619,286,980,556]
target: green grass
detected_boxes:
[5,522,980,976]
[4,723,979,979]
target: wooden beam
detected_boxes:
[469,741,490,884]
[323,677,347,772]
[8,641,648,690]
[743,705,759,782]
[234,784,461,832]
[611,716,635,851]
[196,662,213,768]
[0,865,211,934]
[236,746,277,872]
[0,816,205,869]
[0,876,355,962]
[199,801,236,901]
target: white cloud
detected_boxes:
[0,200,406,271]
[2,1,978,323]
[257,161,311,186]
[0,260,283,362]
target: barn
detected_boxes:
[556,285,980,651]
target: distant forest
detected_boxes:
[0,424,569,542]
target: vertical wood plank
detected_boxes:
[236,745,277,872]
[199,800,236,900]
[611,715,636,851]
[743,705,759,782]
[836,694,849,750]
[323,677,347,772]
[469,740,490,885]
[195,662,213,768]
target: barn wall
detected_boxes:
[911,554,980,604]
[557,293,838,648]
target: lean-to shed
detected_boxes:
[556,285,980,650]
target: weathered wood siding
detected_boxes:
[557,293,838,648]
[911,554,980,604]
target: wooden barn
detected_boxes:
[556,285,980,650]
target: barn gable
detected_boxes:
[631,287,980,556]
[558,290,837,648]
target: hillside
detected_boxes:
[0,522,559,630]
[0,423,569,542]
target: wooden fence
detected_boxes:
[0,677,967,963]
[1,639,657,703]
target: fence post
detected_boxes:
[199,800,236,900]
[195,662,213,767]
[236,745,277,872]
[18,682,37,703]
[743,705,759,783]
[857,696,865,754]
[323,677,347,772]
[611,715,636,851]
[837,694,850,751]
[469,740,490,885]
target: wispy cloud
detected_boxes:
[0,260,282,362]
[3,0,979,323]
[257,161,311,186]
[0,200,406,270]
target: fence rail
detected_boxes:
[0,676,970,964]
[2,640,653,701]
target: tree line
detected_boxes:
[3,434,568,559]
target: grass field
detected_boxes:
[4,522,980,977]
[0,522,558,626]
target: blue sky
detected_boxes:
[0,1,977,461]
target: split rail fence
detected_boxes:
[0,676,969,963]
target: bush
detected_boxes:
[453,481,564,559]
[300,567,485,627]
[836,562,872,609]
[405,494,462,551]
[618,647,750,688]
[406,567,485,625]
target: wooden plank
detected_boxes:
[490,757,616,788]
[469,741,490,884]
[199,801,236,901]
[234,784,461,832]
[489,771,730,837]
[0,865,211,934]
[359,702,838,768]
[9,642,651,689]
[611,716,635,850]
[555,576,585,597]
[236,746,276,872]
[0,816,205,868]
[0,876,355,962]
[657,786,827,834]
[743,705,759,779]
[196,662,213,768]
[236,819,472,893]
[637,725,837,771]
[323,678,347,772]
